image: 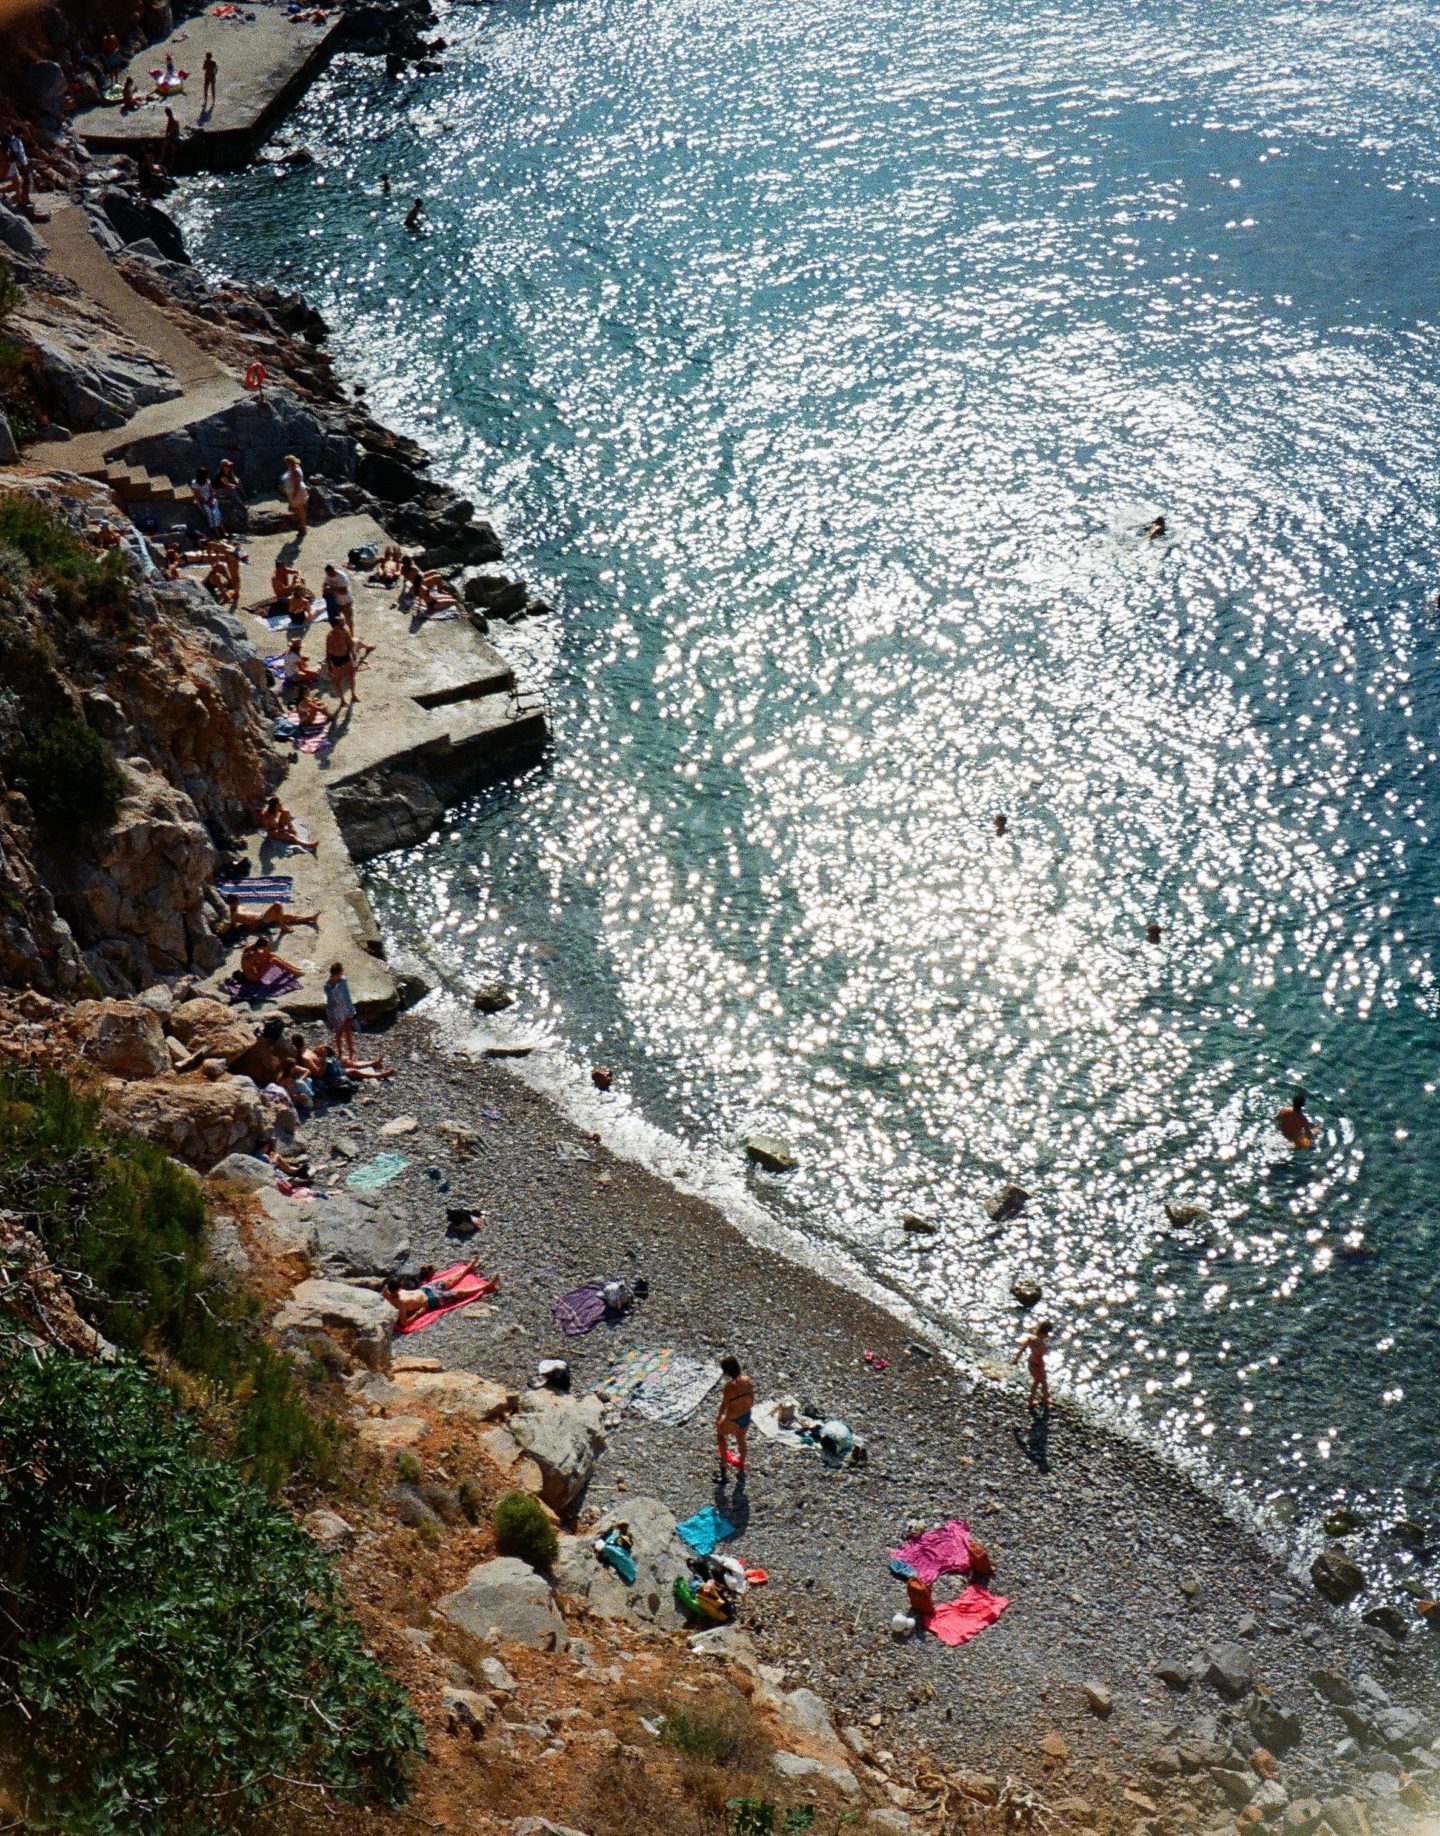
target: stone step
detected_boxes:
[102,457,193,507]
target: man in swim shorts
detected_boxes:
[381,1257,480,1328]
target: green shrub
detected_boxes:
[0,1067,338,1490]
[458,1474,484,1523]
[492,1489,558,1570]
[0,493,134,627]
[0,1335,423,1832]
[13,713,124,833]
[395,1448,424,1485]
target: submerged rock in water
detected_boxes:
[901,1211,938,1234]
[745,1133,797,1173]
[1011,1276,1042,1308]
[987,1183,1028,1222]
[1311,1547,1367,1605]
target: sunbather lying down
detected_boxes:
[381,1257,479,1328]
[224,895,320,936]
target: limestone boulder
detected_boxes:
[435,1557,568,1651]
[164,997,258,1067]
[312,1192,412,1278]
[1312,1547,1366,1606]
[251,1186,321,1262]
[71,999,171,1079]
[272,1278,393,1371]
[387,1369,513,1421]
[204,1151,279,1192]
[553,1495,691,1628]
[509,1391,606,1510]
[771,1751,859,1796]
[101,1073,264,1171]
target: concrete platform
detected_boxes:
[77,4,343,169]
[200,511,547,1021]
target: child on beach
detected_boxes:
[1014,1320,1052,1411]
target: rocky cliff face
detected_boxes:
[0,474,276,996]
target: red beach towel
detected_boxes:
[395,1263,499,1334]
[923,1586,1009,1647]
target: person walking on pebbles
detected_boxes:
[715,1354,755,1475]
[1014,1319,1052,1411]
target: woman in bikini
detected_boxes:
[325,617,358,706]
[715,1355,755,1474]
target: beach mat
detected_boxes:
[344,1151,410,1191]
[676,1507,737,1557]
[632,1354,719,1426]
[295,721,331,753]
[923,1587,1009,1647]
[551,1281,608,1336]
[595,1345,672,1407]
[221,964,300,1004]
[216,877,293,904]
[890,1520,971,1587]
[752,1398,817,1452]
[395,1263,499,1333]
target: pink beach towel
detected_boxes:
[923,1586,1009,1647]
[395,1262,499,1334]
[890,1519,971,1586]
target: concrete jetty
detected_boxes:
[199,511,547,1021]
[77,5,344,170]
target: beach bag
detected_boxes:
[602,1279,633,1313]
[968,1538,994,1580]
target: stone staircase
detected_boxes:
[100,458,195,517]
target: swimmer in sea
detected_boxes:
[404,196,425,230]
[994,813,1008,837]
[1147,921,1162,944]
[1146,515,1167,541]
[1276,1088,1314,1149]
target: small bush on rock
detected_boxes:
[13,712,123,833]
[458,1474,484,1523]
[395,1448,424,1485]
[0,1335,423,1831]
[492,1489,559,1570]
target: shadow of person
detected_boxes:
[1013,1403,1051,1474]
[710,1473,750,1537]
[278,534,303,564]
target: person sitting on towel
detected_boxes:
[239,934,300,985]
[381,1256,481,1327]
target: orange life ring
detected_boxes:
[243,362,266,392]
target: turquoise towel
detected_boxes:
[676,1507,736,1556]
[597,1536,638,1585]
[345,1152,410,1191]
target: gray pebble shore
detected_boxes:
[296,1009,1437,1828]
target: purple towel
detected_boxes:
[221,964,301,1005]
[889,1519,972,1587]
[550,1281,608,1336]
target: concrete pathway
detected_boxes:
[26,195,241,477]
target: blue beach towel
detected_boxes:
[216,877,294,904]
[345,1152,411,1191]
[676,1507,737,1557]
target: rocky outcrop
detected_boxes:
[47,759,219,991]
[272,1277,393,1370]
[13,290,181,431]
[508,1391,606,1511]
[435,1557,569,1652]
[553,1494,692,1628]
[100,1073,265,1172]
[69,998,171,1079]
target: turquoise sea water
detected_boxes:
[179,0,1440,1585]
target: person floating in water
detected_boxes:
[994,813,1008,837]
[1146,515,1166,541]
[1146,921,1162,944]
[404,196,425,230]
[1276,1088,1314,1149]
[1014,1319,1052,1410]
